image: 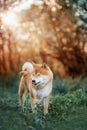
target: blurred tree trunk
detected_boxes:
[0,28,20,74]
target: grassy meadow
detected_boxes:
[0,75,87,130]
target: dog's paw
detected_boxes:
[44,110,48,116]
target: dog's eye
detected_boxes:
[32,72,35,76]
[37,73,40,76]
[24,69,27,71]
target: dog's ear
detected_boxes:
[42,63,47,69]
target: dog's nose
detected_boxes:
[32,80,36,83]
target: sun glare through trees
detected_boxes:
[0,0,87,78]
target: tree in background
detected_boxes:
[57,0,87,30]
[0,0,87,78]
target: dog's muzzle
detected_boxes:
[32,80,40,86]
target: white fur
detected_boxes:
[22,62,33,73]
[32,74,52,99]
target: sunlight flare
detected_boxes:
[1,11,18,26]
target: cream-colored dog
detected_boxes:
[18,62,53,115]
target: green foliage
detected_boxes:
[53,77,69,94]
[0,72,20,88]
[53,76,87,95]
[58,0,87,31]
[0,75,87,130]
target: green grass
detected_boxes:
[0,81,87,130]
[48,107,87,130]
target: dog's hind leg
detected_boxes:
[18,78,28,110]
[19,88,28,111]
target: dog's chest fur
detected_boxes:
[32,83,52,99]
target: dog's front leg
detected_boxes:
[43,96,50,115]
[19,88,28,111]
